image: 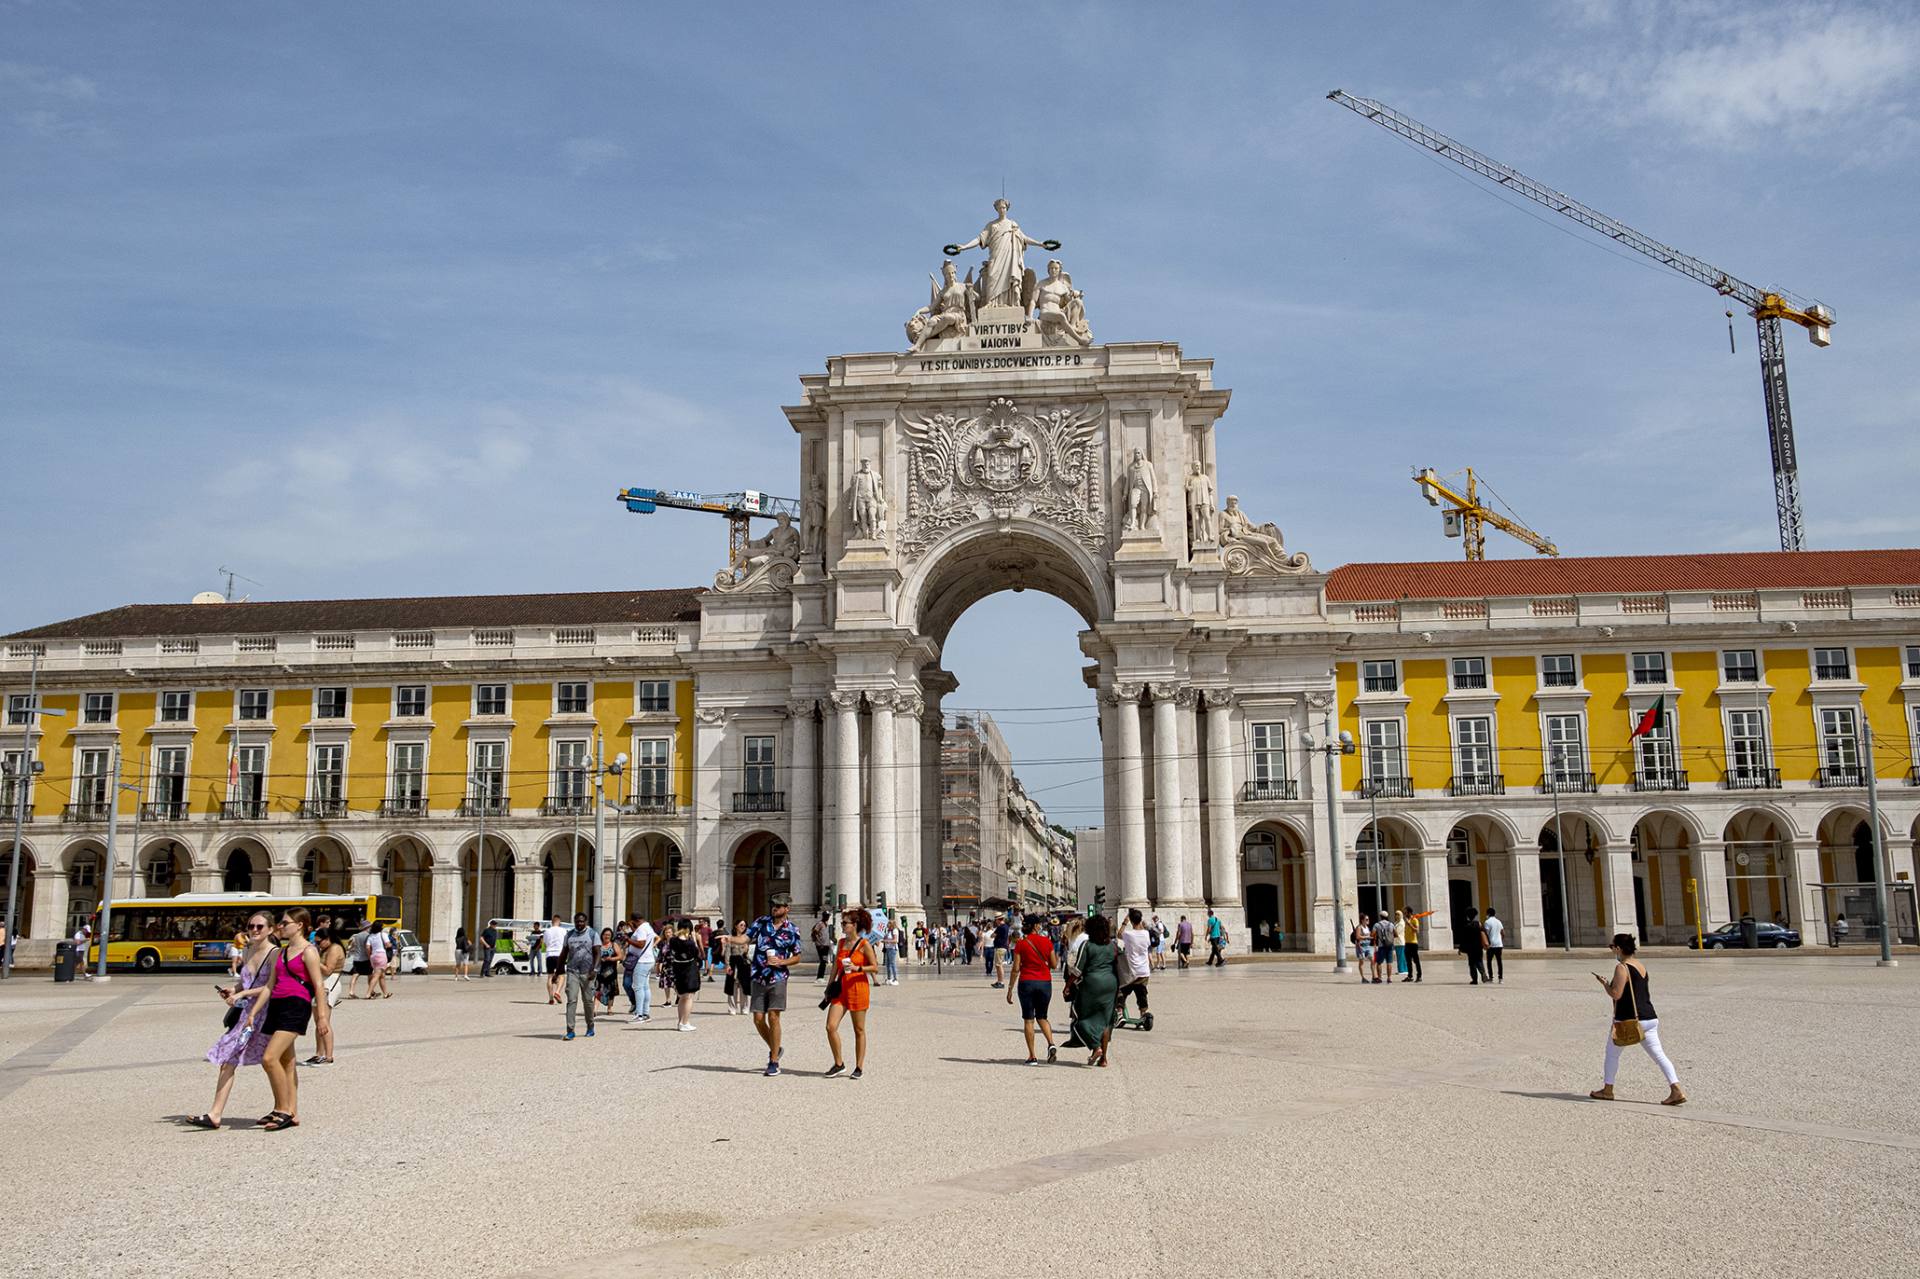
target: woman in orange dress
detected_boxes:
[824,907,878,1080]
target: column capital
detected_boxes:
[785,698,819,720]
[1202,688,1234,709]
[1148,681,1183,703]
[893,691,925,719]
[1106,682,1145,705]
[695,706,728,727]
[828,690,863,713]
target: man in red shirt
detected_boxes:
[1005,913,1059,1065]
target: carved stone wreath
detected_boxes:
[897,397,1105,561]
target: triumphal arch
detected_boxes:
[687,199,1336,941]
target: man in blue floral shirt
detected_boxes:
[745,893,804,1076]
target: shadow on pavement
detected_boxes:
[649,1063,791,1076]
[1498,1089,1600,1104]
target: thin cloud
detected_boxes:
[560,135,629,176]
[0,61,98,100]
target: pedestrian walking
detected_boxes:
[1117,909,1152,1022]
[1205,909,1226,967]
[1069,914,1121,1067]
[1149,914,1167,971]
[1371,913,1393,985]
[1484,908,1506,983]
[560,913,598,1041]
[988,915,1011,988]
[812,913,833,981]
[1459,908,1487,985]
[595,927,620,1013]
[628,916,658,1021]
[1391,910,1408,979]
[477,920,499,980]
[305,927,346,1065]
[453,926,471,981]
[367,922,391,999]
[543,916,567,1002]
[823,908,878,1079]
[343,924,369,998]
[724,920,753,1015]
[746,894,803,1076]
[1175,915,1193,968]
[1007,913,1058,1065]
[186,911,275,1129]
[1351,913,1373,982]
[1589,933,1686,1106]
[666,919,703,1031]
[257,908,328,1131]
[881,918,901,985]
[1403,908,1431,982]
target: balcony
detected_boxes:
[1538,772,1597,795]
[1722,768,1781,791]
[1241,779,1299,802]
[1817,765,1865,788]
[1448,774,1504,797]
[379,796,427,818]
[1631,768,1689,792]
[1358,776,1413,799]
[1361,676,1398,693]
[732,790,786,813]
[141,799,189,821]
[299,796,347,819]
[61,800,112,823]
[220,798,268,821]
[628,792,675,813]
[541,793,592,817]
[458,795,509,818]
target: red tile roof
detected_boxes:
[1324,549,1920,602]
[5,588,703,641]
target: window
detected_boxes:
[232,745,266,813]
[1633,706,1675,779]
[315,687,348,720]
[556,682,590,715]
[394,685,428,718]
[1361,660,1398,693]
[1249,722,1287,794]
[1449,657,1487,691]
[391,742,424,802]
[475,684,508,717]
[472,741,506,804]
[634,738,670,802]
[1544,715,1585,779]
[1452,717,1494,780]
[311,744,345,801]
[1630,652,1668,685]
[0,749,27,812]
[1363,720,1404,781]
[77,749,111,805]
[82,692,115,724]
[5,694,34,726]
[1541,654,1577,688]
[553,740,589,799]
[1819,707,1860,773]
[666,851,683,883]
[153,747,188,805]
[743,735,776,794]
[159,690,192,722]
[1906,645,1920,679]
[1727,710,1769,778]
[1722,650,1760,684]
[1814,647,1851,681]
[237,689,270,721]
[637,680,671,712]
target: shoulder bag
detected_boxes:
[1611,966,1644,1046]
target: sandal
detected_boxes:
[260,1112,299,1131]
[186,1113,220,1130]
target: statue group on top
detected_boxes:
[906,198,1092,351]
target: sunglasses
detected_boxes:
[247,924,269,932]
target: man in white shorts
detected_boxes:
[543,916,568,1005]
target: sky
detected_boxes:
[4,0,1917,828]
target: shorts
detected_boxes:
[832,978,870,1013]
[749,979,788,1014]
[352,960,372,977]
[1016,979,1051,1021]
[1177,942,1192,955]
[262,996,312,1037]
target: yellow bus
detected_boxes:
[88,892,402,971]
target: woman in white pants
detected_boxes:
[1590,933,1686,1106]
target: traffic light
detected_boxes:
[876,891,888,911]
[1093,884,1107,914]
[822,882,835,917]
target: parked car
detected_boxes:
[1688,921,1803,949]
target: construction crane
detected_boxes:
[1414,466,1559,561]
[1329,90,1833,553]
[616,486,801,566]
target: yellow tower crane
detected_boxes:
[1414,467,1559,561]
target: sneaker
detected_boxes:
[585,1028,595,1037]
[990,982,1004,989]
[849,1068,862,1081]
[1026,1057,1040,1067]
[1047,1045,1058,1063]
[565,1030,575,1041]
[764,1061,781,1077]
[824,1064,845,1078]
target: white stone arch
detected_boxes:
[725,828,789,923]
[1623,805,1707,850]
[1626,807,1702,946]
[536,831,595,919]
[136,837,192,897]
[900,518,1112,644]
[1441,809,1522,852]
[375,834,435,938]
[1237,818,1309,950]
[209,836,272,892]
[1234,812,1313,849]
[621,829,682,923]
[294,834,354,895]
[1722,802,1806,844]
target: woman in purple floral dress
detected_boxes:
[187,911,275,1129]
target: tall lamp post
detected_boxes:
[3,654,65,980]
[1864,727,1896,968]
[589,736,627,930]
[1547,743,1572,951]
[1303,710,1356,974]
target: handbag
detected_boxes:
[1611,967,1644,1046]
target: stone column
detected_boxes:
[1419,849,1454,953]
[512,855,541,922]
[690,708,727,917]
[427,864,461,964]
[1110,684,1148,908]
[1886,836,1917,889]
[270,864,303,898]
[1787,838,1822,934]
[869,693,896,911]
[786,699,819,916]
[831,692,863,906]
[1203,690,1239,912]
[895,693,924,918]
[1595,842,1638,939]
[921,708,943,918]
[1693,840,1731,931]
[1175,687,1204,905]
[349,862,380,896]
[1151,683,1185,905]
[1510,843,1545,951]
[29,861,66,939]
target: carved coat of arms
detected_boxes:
[898,397,1104,560]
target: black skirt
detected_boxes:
[262,995,312,1037]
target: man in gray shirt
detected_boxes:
[561,912,599,1040]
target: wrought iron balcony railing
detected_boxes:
[1448,774,1504,797]
[1358,776,1413,799]
[1631,768,1689,792]
[1241,779,1299,802]
[458,795,509,818]
[733,790,786,813]
[1722,768,1781,791]
[1538,772,1597,795]
[629,792,675,812]
[141,799,189,821]
[61,800,112,822]
[540,793,592,817]
[1817,765,1865,788]
[220,797,268,820]
[380,796,427,818]
[299,795,347,819]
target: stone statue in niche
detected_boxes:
[800,472,826,558]
[1185,461,1217,548]
[1119,448,1156,532]
[943,197,1060,311]
[1031,259,1091,347]
[850,458,888,540]
[1219,494,1312,575]
[905,259,975,350]
[715,512,801,593]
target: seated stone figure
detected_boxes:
[1031,259,1091,348]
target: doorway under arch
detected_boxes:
[623,832,680,923]
[1240,822,1307,951]
[1354,816,1425,923]
[729,831,788,924]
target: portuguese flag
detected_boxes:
[1631,696,1665,739]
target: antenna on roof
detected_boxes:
[216,566,263,603]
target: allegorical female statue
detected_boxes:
[1031,259,1091,347]
[944,198,1059,311]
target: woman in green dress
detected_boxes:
[1069,913,1123,1067]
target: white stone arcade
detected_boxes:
[693,222,1327,943]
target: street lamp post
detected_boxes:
[1305,709,1355,974]
[92,747,125,980]
[3,654,65,980]
[1548,742,1571,951]
[590,736,627,930]
[1864,727,1896,968]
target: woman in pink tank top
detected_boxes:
[258,907,329,1130]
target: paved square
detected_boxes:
[2,954,1915,1277]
